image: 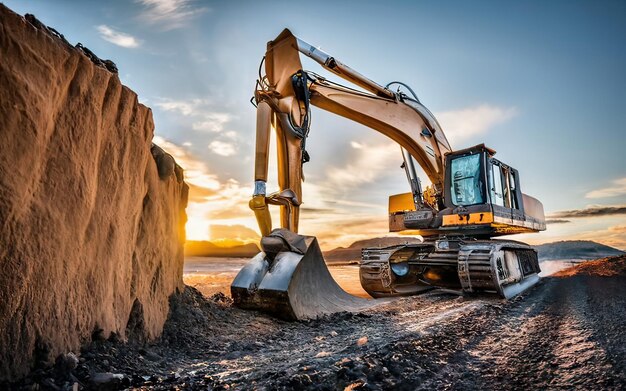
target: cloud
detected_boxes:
[550,205,626,218]
[96,25,140,48]
[435,104,518,145]
[202,179,253,220]
[154,98,207,116]
[154,98,235,137]
[586,178,626,199]
[186,183,217,203]
[153,136,220,195]
[223,131,237,140]
[326,141,399,187]
[136,0,208,30]
[608,225,626,233]
[192,113,233,133]
[545,219,571,224]
[208,140,236,157]
[300,207,337,214]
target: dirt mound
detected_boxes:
[0,5,187,381]
[554,255,626,277]
[535,240,624,260]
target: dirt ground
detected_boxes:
[9,256,626,390]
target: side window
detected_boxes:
[490,162,505,207]
[450,154,484,206]
[501,166,511,208]
[509,171,518,209]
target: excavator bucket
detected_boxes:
[231,232,374,321]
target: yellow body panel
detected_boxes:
[442,212,494,226]
[440,212,541,236]
[388,192,416,213]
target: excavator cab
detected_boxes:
[440,144,545,236]
[390,144,545,238]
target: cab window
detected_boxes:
[489,163,505,207]
[489,160,520,209]
[450,154,484,206]
[509,171,518,209]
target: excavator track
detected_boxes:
[360,239,541,299]
[458,241,541,298]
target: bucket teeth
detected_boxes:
[231,235,373,320]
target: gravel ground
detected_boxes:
[7,256,625,390]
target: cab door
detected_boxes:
[508,168,525,224]
[488,159,513,225]
[488,159,525,225]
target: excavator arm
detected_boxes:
[251,29,452,236]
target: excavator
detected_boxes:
[231,29,546,320]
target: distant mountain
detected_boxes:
[534,240,624,261]
[323,238,624,264]
[324,237,422,264]
[185,241,260,258]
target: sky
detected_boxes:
[5,0,626,249]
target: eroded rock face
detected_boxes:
[0,5,188,380]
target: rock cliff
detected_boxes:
[0,5,188,380]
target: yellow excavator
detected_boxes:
[231,29,546,320]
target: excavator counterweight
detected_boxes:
[231,29,545,320]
